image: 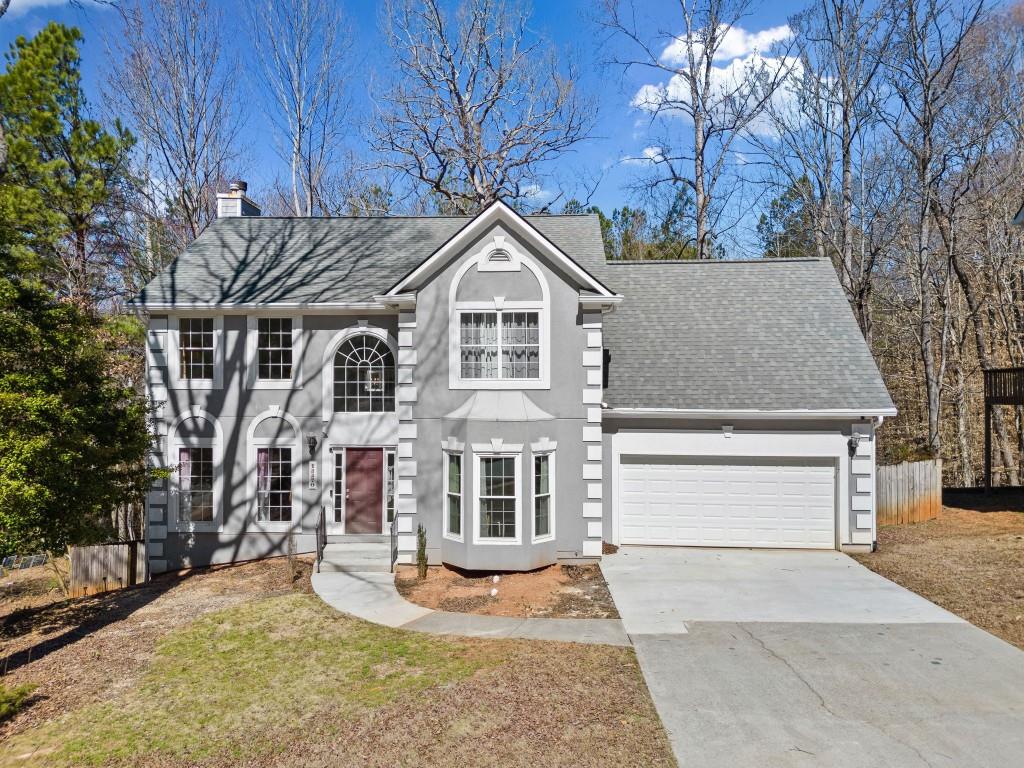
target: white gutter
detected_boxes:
[131,301,396,313]
[603,407,898,421]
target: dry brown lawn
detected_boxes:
[0,557,671,768]
[852,495,1024,650]
[395,563,619,618]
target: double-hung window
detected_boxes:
[533,452,554,541]
[255,447,293,523]
[177,446,214,523]
[257,318,293,381]
[478,455,518,539]
[459,311,540,380]
[179,318,214,381]
[445,452,463,538]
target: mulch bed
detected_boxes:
[395,563,620,619]
[852,504,1024,650]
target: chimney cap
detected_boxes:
[229,180,248,193]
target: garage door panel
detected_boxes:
[619,457,836,549]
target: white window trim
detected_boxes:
[246,408,303,532]
[245,315,303,390]
[448,240,551,390]
[321,325,397,423]
[168,409,224,533]
[471,444,523,545]
[168,314,224,390]
[531,448,556,544]
[442,446,465,543]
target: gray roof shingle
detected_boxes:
[137,214,892,413]
[134,214,609,306]
[597,258,895,414]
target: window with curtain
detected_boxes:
[256,447,292,522]
[459,311,539,380]
[178,446,213,522]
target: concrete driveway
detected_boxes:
[601,547,1024,768]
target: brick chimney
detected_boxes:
[216,180,261,218]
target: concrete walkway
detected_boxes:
[602,547,1024,768]
[311,570,630,646]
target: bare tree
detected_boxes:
[249,0,352,217]
[602,0,793,258]
[106,0,242,251]
[757,0,893,335]
[373,0,594,214]
[880,0,984,456]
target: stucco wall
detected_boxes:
[397,221,599,569]
[146,312,401,571]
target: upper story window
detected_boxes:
[459,310,540,380]
[333,335,396,412]
[257,318,292,380]
[179,318,214,380]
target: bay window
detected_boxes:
[533,452,554,541]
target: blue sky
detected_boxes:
[1,0,807,228]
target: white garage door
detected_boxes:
[619,457,837,549]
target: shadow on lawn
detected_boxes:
[943,487,1024,513]
[0,571,193,677]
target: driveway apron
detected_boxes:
[601,547,1024,768]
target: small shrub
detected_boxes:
[0,682,35,722]
[416,524,428,580]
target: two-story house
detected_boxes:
[134,183,895,574]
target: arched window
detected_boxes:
[333,335,396,412]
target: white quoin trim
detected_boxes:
[385,199,616,297]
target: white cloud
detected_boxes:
[620,146,665,166]
[660,23,792,66]
[6,0,105,17]
[632,50,802,138]
[521,184,552,202]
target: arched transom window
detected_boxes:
[333,335,396,412]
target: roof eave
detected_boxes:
[603,407,898,421]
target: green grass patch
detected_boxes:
[0,594,489,767]
[0,683,34,723]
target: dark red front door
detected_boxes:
[345,448,384,533]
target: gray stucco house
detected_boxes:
[135,186,895,574]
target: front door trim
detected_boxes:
[328,445,397,535]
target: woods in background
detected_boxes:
[1,0,1023,550]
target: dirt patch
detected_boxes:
[0,557,672,768]
[0,555,312,740]
[395,563,619,619]
[852,506,1024,650]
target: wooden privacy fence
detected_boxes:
[876,459,943,526]
[69,541,147,598]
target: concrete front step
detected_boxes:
[325,534,389,544]
[319,541,392,573]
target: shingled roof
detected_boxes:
[134,214,608,307]
[598,258,895,414]
[136,213,893,414]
